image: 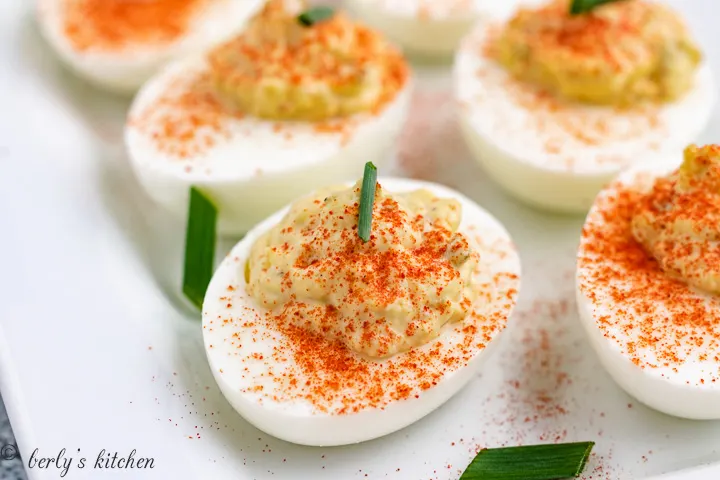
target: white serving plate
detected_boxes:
[2,0,720,479]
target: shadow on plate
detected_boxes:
[93,142,202,318]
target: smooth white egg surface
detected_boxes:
[125,57,412,237]
[454,22,716,213]
[576,161,720,420]
[202,178,521,446]
[36,0,263,93]
[344,0,511,56]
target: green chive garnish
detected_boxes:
[459,442,595,480]
[358,161,377,243]
[182,187,218,310]
[297,6,335,27]
[570,0,624,15]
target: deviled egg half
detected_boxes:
[36,0,264,93]
[125,0,412,236]
[454,0,716,213]
[343,0,511,57]
[202,176,520,445]
[577,145,720,419]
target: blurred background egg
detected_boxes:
[343,0,516,57]
[36,0,264,93]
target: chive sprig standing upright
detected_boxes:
[358,162,377,242]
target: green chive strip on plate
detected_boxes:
[570,0,624,15]
[298,6,335,27]
[358,161,377,243]
[459,441,595,480]
[182,186,218,311]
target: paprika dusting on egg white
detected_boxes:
[454,0,710,172]
[60,0,210,52]
[127,0,409,160]
[577,145,720,383]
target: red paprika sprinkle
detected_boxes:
[578,169,720,383]
[60,0,209,53]
[206,230,519,414]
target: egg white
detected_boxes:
[36,0,264,94]
[454,21,717,213]
[125,56,413,237]
[576,161,720,420]
[202,177,521,446]
[343,0,516,57]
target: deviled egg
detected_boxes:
[577,145,720,419]
[454,0,716,213]
[202,176,520,445]
[343,0,510,57]
[125,0,412,236]
[36,0,264,93]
